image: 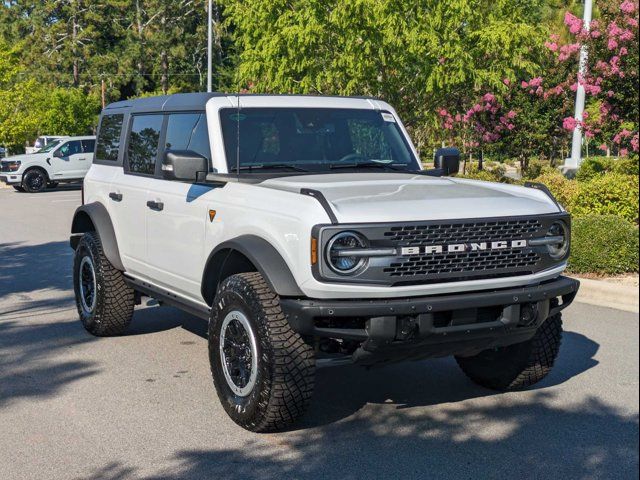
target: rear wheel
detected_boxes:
[22,168,47,193]
[73,231,135,336]
[209,272,315,432]
[455,313,563,390]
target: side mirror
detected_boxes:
[162,150,208,181]
[434,147,460,176]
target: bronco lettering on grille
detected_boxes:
[400,239,528,256]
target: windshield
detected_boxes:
[220,108,420,173]
[37,139,63,153]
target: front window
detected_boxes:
[219,108,420,173]
[37,139,63,153]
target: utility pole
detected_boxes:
[565,0,593,170]
[207,0,213,93]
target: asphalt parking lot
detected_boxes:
[0,186,638,480]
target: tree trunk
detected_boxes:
[161,49,168,94]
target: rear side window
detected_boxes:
[82,139,96,153]
[165,113,211,165]
[127,115,163,176]
[96,114,124,162]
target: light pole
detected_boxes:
[565,0,593,170]
[207,0,213,93]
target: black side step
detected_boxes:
[124,275,211,320]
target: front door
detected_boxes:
[144,112,213,301]
[51,140,85,179]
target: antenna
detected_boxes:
[236,88,240,179]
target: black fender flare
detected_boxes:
[201,235,303,304]
[70,202,124,271]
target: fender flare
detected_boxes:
[201,235,304,304]
[70,202,124,271]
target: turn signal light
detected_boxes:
[311,237,318,265]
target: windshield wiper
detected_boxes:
[233,164,311,173]
[329,161,407,172]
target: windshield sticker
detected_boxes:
[381,112,396,123]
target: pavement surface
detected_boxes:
[0,186,638,480]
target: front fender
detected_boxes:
[202,235,304,303]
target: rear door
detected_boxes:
[144,112,213,299]
[80,139,96,175]
[108,114,164,277]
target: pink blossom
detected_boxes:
[619,29,634,41]
[506,110,517,119]
[544,41,558,52]
[620,47,629,55]
[607,90,615,97]
[482,93,496,103]
[570,83,578,92]
[627,17,638,27]
[598,144,608,151]
[591,29,601,38]
[502,78,511,86]
[631,134,639,152]
[521,80,529,88]
[608,38,619,50]
[620,0,636,13]
[620,148,629,157]
[608,21,624,37]
[562,117,578,131]
[585,84,602,95]
[438,108,448,117]
[454,114,461,122]
[564,12,583,34]
[528,77,543,87]
[585,130,595,138]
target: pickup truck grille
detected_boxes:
[314,214,568,286]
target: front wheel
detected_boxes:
[455,313,563,390]
[209,272,315,432]
[22,169,48,192]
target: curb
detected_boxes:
[574,277,639,313]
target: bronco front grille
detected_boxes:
[313,214,569,286]
[383,219,542,245]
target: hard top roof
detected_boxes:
[103,92,380,113]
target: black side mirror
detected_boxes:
[162,150,209,181]
[434,147,460,176]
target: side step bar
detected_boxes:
[123,275,211,321]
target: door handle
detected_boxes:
[78,157,86,161]
[146,200,164,211]
[109,192,123,202]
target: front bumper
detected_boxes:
[281,276,579,366]
[0,173,22,185]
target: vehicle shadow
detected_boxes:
[0,318,99,409]
[81,388,637,480]
[0,241,73,301]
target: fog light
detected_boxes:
[519,303,539,326]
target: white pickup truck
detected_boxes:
[1,136,95,192]
[69,93,579,432]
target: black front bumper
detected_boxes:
[281,276,579,366]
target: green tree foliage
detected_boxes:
[223,0,548,149]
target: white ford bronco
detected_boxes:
[1,136,96,192]
[70,93,579,432]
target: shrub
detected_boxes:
[576,156,639,181]
[568,215,639,275]
[459,162,511,183]
[522,158,549,180]
[532,169,579,210]
[572,173,639,223]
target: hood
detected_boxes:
[260,173,561,223]
[1,152,46,163]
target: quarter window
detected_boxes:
[165,113,211,165]
[95,114,124,162]
[127,115,163,175]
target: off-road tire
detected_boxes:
[209,272,315,432]
[455,313,563,391]
[73,231,135,336]
[22,168,48,193]
[12,185,25,192]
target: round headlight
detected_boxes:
[326,231,368,274]
[547,221,569,259]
